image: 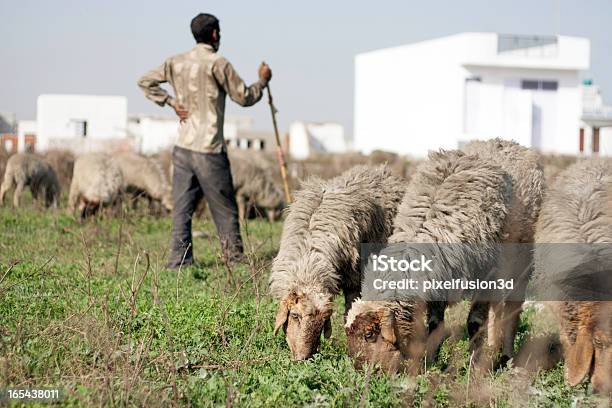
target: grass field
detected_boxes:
[0,202,609,407]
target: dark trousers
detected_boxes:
[168,146,243,268]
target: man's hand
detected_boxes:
[259,62,272,83]
[169,98,189,122]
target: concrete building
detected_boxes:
[288,121,347,159]
[17,120,37,152]
[580,81,612,155]
[36,94,130,153]
[127,114,178,154]
[0,112,16,134]
[354,33,597,157]
[127,113,276,154]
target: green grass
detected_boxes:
[0,204,609,407]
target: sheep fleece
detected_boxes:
[269,164,405,300]
[69,153,123,207]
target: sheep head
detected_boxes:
[345,300,426,374]
[273,291,333,360]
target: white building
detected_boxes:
[354,33,596,157]
[17,120,37,152]
[128,114,178,154]
[37,94,130,153]
[288,121,347,159]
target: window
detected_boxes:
[72,119,88,137]
[521,80,539,90]
[521,80,558,91]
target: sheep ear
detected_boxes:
[323,317,332,339]
[564,328,594,386]
[379,309,397,345]
[274,300,290,335]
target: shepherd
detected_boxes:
[138,13,272,268]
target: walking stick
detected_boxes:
[266,83,292,204]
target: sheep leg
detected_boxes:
[39,185,48,207]
[12,181,25,208]
[68,179,79,212]
[495,300,523,368]
[467,301,489,340]
[467,300,491,369]
[236,194,246,223]
[425,301,448,362]
[0,175,14,206]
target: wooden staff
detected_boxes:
[266,83,292,204]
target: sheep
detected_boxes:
[229,153,284,222]
[0,153,60,208]
[173,151,284,221]
[68,153,124,218]
[43,149,75,192]
[269,164,405,360]
[533,158,612,395]
[113,152,173,213]
[346,139,544,373]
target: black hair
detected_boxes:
[190,13,220,44]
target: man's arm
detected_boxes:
[137,60,188,121]
[137,60,175,107]
[213,58,271,107]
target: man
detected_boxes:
[138,13,272,268]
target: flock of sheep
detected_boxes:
[0,150,284,220]
[1,139,609,396]
[269,139,611,396]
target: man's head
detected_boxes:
[191,13,220,50]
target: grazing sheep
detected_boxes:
[114,152,173,212]
[150,150,173,180]
[177,151,284,221]
[229,153,284,222]
[346,139,544,373]
[0,146,10,184]
[534,158,612,394]
[0,153,60,208]
[43,149,75,191]
[68,153,124,218]
[270,164,405,360]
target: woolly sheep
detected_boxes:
[68,153,124,218]
[534,158,612,394]
[270,164,405,360]
[173,151,284,221]
[43,149,75,191]
[0,153,60,208]
[114,152,173,212]
[346,139,544,373]
[229,153,284,222]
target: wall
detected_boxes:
[17,120,37,152]
[128,116,178,154]
[354,36,466,157]
[289,121,346,159]
[354,33,589,157]
[462,66,582,154]
[37,94,128,151]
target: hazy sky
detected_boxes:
[2,0,611,135]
